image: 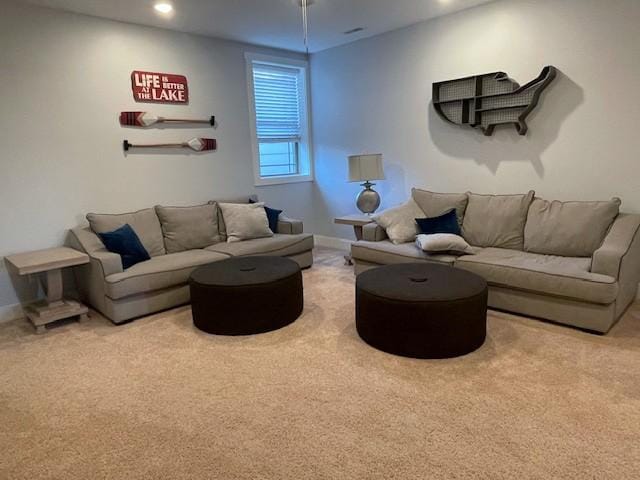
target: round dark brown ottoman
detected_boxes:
[356,263,487,359]
[189,256,303,335]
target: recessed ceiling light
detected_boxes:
[154,3,173,14]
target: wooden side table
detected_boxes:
[334,214,374,265]
[5,247,90,334]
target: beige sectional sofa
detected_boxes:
[68,195,314,324]
[351,189,640,333]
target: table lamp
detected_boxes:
[348,153,385,215]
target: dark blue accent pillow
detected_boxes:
[264,206,283,233]
[415,209,461,236]
[98,224,150,270]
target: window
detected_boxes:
[246,53,313,186]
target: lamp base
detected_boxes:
[356,182,381,215]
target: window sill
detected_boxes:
[254,174,314,187]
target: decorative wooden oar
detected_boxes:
[123,138,217,152]
[120,111,215,127]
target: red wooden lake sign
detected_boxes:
[131,71,189,104]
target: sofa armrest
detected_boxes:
[591,214,640,278]
[362,222,388,242]
[277,216,303,235]
[68,227,123,277]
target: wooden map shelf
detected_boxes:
[433,66,557,136]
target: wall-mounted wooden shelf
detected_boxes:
[475,104,531,113]
[432,66,557,136]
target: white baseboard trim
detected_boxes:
[314,235,352,252]
[0,303,25,324]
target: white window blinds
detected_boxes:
[252,64,301,142]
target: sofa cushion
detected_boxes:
[248,198,283,233]
[205,233,313,258]
[462,191,534,250]
[155,204,220,253]
[411,188,468,226]
[351,240,462,266]
[416,209,461,236]
[416,233,474,255]
[87,208,166,257]
[454,247,617,304]
[97,224,150,269]
[218,202,273,243]
[372,198,424,244]
[104,249,230,300]
[524,198,621,257]
[209,195,257,241]
[264,206,283,233]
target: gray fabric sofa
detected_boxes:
[68,195,314,324]
[351,189,640,333]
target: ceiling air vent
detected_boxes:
[343,27,365,35]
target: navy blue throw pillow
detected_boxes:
[265,206,283,233]
[98,224,150,270]
[415,209,461,236]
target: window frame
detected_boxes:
[245,52,314,187]
[258,140,300,178]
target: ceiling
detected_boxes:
[19,0,495,53]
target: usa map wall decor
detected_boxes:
[131,71,189,104]
[432,66,556,136]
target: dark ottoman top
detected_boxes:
[356,263,488,359]
[190,256,303,335]
[357,263,487,303]
[190,256,300,288]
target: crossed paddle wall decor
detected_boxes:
[121,111,217,152]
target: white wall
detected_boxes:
[0,1,313,315]
[309,0,640,239]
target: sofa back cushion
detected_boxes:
[462,191,535,249]
[87,208,166,257]
[524,198,621,257]
[411,188,468,226]
[155,204,220,253]
[372,198,424,244]
[210,195,258,241]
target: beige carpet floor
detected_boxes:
[1,248,639,479]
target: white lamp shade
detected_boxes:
[348,154,385,182]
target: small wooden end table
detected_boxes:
[334,214,374,265]
[5,247,90,334]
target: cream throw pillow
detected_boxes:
[416,234,474,255]
[218,202,273,243]
[372,198,424,244]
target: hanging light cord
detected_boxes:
[301,0,309,54]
